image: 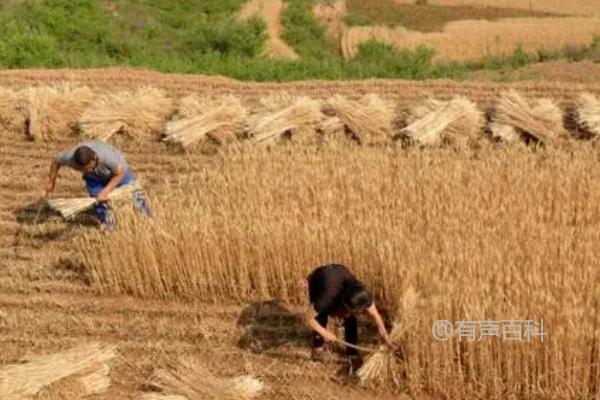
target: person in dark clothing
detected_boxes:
[304,264,393,368]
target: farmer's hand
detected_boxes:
[321,330,338,343]
[96,189,110,203]
[44,178,55,198]
[384,337,396,350]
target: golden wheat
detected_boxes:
[392,0,600,16]
[401,96,484,147]
[341,17,600,61]
[151,359,263,400]
[0,342,116,399]
[0,87,24,133]
[79,87,173,140]
[576,93,600,137]
[324,94,395,145]
[494,90,569,146]
[247,96,321,144]
[163,95,247,148]
[21,83,94,141]
[77,144,600,397]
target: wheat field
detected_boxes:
[79,145,600,398]
[341,17,600,60]
[2,71,600,399]
[392,0,600,16]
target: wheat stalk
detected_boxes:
[576,93,600,136]
[324,94,395,145]
[0,342,116,399]
[247,97,321,144]
[494,90,569,146]
[79,87,173,140]
[151,359,263,400]
[163,95,247,148]
[401,96,484,147]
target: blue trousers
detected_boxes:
[83,169,151,225]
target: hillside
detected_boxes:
[0,0,598,82]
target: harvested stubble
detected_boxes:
[163,95,247,148]
[400,96,484,147]
[46,182,141,219]
[0,342,116,399]
[79,87,173,141]
[22,83,94,141]
[494,90,569,146]
[79,146,600,398]
[575,93,600,137]
[323,94,395,145]
[247,96,321,144]
[151,359,263,400]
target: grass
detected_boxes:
[78,144,600,398]
[344,0,554,31]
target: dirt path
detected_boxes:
[314,0,347,45]
[240,0,299,60]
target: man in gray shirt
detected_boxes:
[45,140,151,229]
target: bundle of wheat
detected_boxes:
[141,394,188,400]
[490,122,520,143]
[575,93,600,137]
[494,90,568,146]
[0,87,25,134]
[401,96,484,147]
[22,83,94,141]
[163,95,247,148]
[247,96,321,144]
[46,182,141,219]
[358,287,419,388]
[151,359,263,400]
[0,342,116,399]
[33,375,88,400]
[317,115,346,144]
[323,94,395,145]
[79,87,173,141]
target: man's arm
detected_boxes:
[96,165,126,202]
[366,303,394,348]
[304,306,337,343]
[44,159,61,197]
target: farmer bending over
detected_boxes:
[44,140,151,230]
[304,263,393,370]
